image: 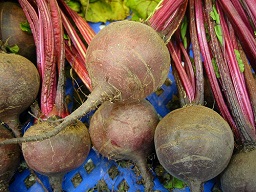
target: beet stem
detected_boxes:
[189,180,203,192]
[48,173,65,192]
[133,153,154,192]
[0,85,118,144]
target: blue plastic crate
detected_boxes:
[8,22,217,192]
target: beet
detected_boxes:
[2,20,170,143]
[0,124,21,192]
[220,147,256,192]
[0,52,40,136]
[0,1,36,63]
[89,99,159,192]
[154,105,234,192]
[21,119,91,191]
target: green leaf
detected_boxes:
[125,0,161,21]
[20,21,32,34]
[214,25,223,45]
[180,16,188,49]
[66,0,81,12]
[7,44,20,54]
[210,5,223,44]
[79,0,130,23]
[164,177,186,190]
[234,49,245,72]
[210,5,220,24]
[212,58,220,78]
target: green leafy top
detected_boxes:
[125,0,161,21]
[78,0,130,23]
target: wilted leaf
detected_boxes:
[79,0,130,23]
[125,0,161,21]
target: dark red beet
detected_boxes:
[89,99,159,192]
[154,105,234,192]
[0,1,36,63]
[22,119,91,192]
[0,124,21,192]
[220,147,256,192]
[0,52,40,137]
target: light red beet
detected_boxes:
[22,119,91,192]
[0,124,21,192]
[154,105,234,192]
[0,20,170,143]
[89,99,159,192]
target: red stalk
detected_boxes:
[217,2,255,127]
[167,41,195,103]
[218,0,256,71]
[58,0,95,45]
[36,0,57,117]
[18,0,42,76]
[60,10,87,64]
[189,0,204,105]
[148,0,188,42]
[194,0,241,141]
[65,43,92,91]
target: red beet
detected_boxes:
[220,147,256,192]
[0,124,21,192]
[154,105,234,192]
[2,20,170,143]
[0,52,40,137]
[21,119,91,191]
[89,99,159,192]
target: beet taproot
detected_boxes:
[154,105,234,192]
[0,124,21,192]
[21,119,91,191]
[89,99,159,192]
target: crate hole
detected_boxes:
[24,173,36,189]
[108,165,120,180]
[155,88,164,96]
[84,159,95,174]
[71,172,83,188]
[164,78,173,86]
[118,179,129,192]
[97,179,110,192]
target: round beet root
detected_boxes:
[0,124,21,192]
[220,147,256,192]
[0,1,36,63]
[0,52,40,136]
[89,100,159,191]
[154,105,234,192]
[22,120,91,191]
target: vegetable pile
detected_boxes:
[1,0,256,191]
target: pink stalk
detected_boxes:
[65,43,92,91]
[243,0,256,29]
[48,0,67,118]
[189,0,204,105]
[167,42,194,102]
[217,3,255,127]
[194,0,241,141]
[218,0,256,71]
[58,0,95,44]
[230,0,255,36]
[148,0,188,42]
[60,10,87,64]
[18,0,42,76]
[36,0,57,117]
